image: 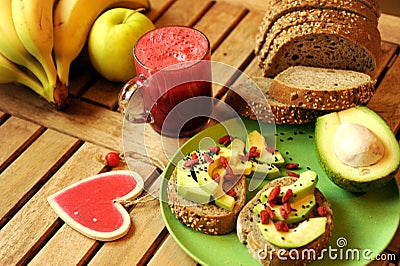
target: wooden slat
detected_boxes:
[0,116,43,172]
[81,79,122,110]
[194,1,247,52]
[146,0,175,22]
[378,14,400,45]
[0,111,7,122]
[211,10,264,96]
[0,129,80,227]
[87,199,165,265]
[148,235,197,266]
[154,0,213,27]
[367,54,400,133]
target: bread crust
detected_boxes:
[225,77,328,124]
[167,168,247,235]
[237,176,334,265]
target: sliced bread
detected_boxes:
[259,21,381,77]
[167,168,247,235]
[268,66,376,110]
[225,77,328,124]
[258,9,378,62]
[255,0,379,55]
[237,176,334,265]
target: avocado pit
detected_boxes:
[333,122,385,168]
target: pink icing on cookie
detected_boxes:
[48,170,143,241]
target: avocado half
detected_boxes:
[315,106,400,192]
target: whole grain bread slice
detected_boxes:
[237,176,334,265]
[258,9,378,62]
[225,77,328,124]
[255,0,379,55]
[167,168,247,235]
[268,66,376,110]
[260,21,381,77]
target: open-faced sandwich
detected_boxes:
[167,131,286,235]
[237,171,333,265]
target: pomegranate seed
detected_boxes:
[203,153,214,163]
[287,171,300,178]
[280,207,288,220]
[266,147,276,153]
[283,201,292,214]
[208,146,220,154]
[282,189,293,203]
[275,221,289,232]
[265,205,276,219]
[105,152,121,167]
[317,206,327,217]
[227,190,237,198]
[183,158,199,168]
[268,185,281,206]
[285,163,299,170]
[260,209,269,224]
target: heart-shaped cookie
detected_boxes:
[48,170,143,241]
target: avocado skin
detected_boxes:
[316,150,397,192]
[315,106,400,193]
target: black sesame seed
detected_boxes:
[299,131,304,135]
[280,132,285,135]
[281,237,285,240]
[306,166,311,170]
[309,135,313,139]
[287,137,294,141]
[264,228,268,231]
[285,151,289,155]
[280,139,284,142]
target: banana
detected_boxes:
[53,0,150,87]
[11,0,69,109]
[0,52,44,97]
[0,0,48,89]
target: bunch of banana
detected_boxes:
[0,0,150,109]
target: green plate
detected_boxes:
[160,118,399,265]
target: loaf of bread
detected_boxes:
[225,77,328,124]
[268,66,376,110]
[255,0,382,77]
[258,9,379,63]
[236,176,334,265]
[255,0,378,55]
[167,168,247,235]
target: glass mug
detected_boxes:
[119,26,212,137]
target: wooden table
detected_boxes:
[0,0,399,265]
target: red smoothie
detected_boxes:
[133,26,212,137]
[135,26,210,70]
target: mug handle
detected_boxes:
[118,74,153,123]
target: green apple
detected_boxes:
[88,8,154,82]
